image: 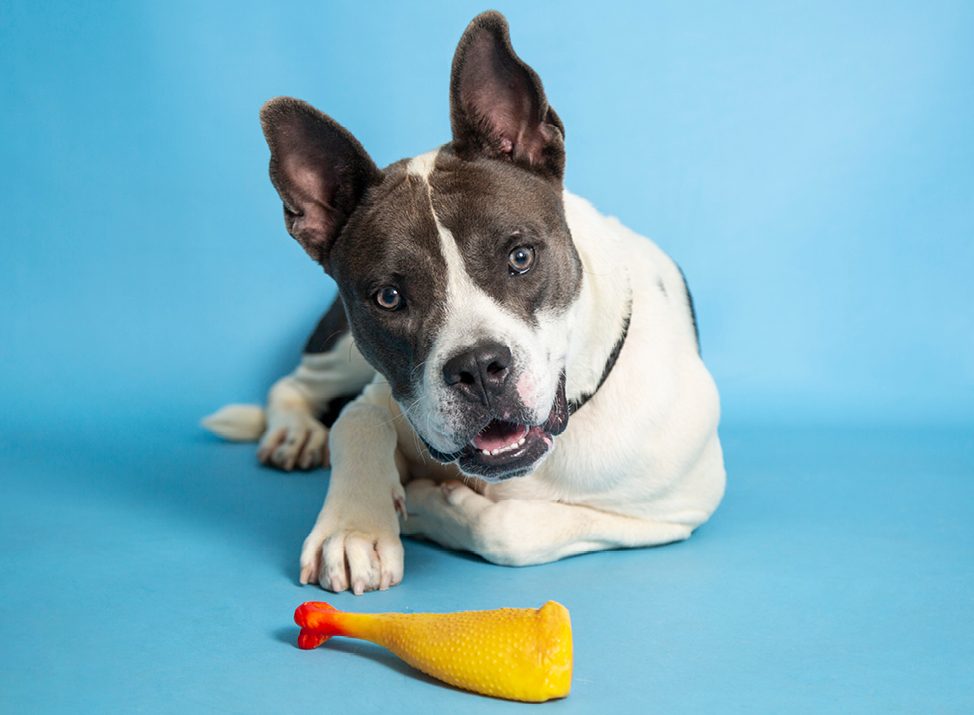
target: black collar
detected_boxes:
[568,301,632,415]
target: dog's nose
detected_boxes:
[442,342,513,406]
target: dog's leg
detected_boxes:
[299,382,407,594]
[403,480,696,567]
[258,300,375,470]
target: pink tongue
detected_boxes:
[472,421,530,452]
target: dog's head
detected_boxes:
[260,12,582,481]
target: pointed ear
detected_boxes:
[449,11,566,180]
[259,97,382,269]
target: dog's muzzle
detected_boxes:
[423,372,569,481]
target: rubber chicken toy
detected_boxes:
[294,601,573,702]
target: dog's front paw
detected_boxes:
[299,485,407,594]
[257,410,329,471]
[300,528,404,595]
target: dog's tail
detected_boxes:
[200,404,266,442]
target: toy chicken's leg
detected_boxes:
[294,601,573,702]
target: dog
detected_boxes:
[203,11,725,595]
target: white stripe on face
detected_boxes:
[405,148,440,179]
[398,149,570,454]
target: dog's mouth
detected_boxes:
[424,374,569,481]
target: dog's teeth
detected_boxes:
[480,432,530,458]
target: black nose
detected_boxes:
[442,341,513,406]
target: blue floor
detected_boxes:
[2,414,971,713]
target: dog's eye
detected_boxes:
[374,286,403,310]
[508,246,535,275]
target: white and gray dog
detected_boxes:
[204,11,725,594]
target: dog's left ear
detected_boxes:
[449,11,565,181]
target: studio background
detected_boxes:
[2,1,972,713]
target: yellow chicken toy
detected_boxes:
[294,600,573,702]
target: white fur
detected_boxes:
[298,386,407,593]
[405,147,440,178]
[200,404,266,441]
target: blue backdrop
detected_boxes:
[2,0,971,428]
[2,2,972,714]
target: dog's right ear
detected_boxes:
[260,97,382,270]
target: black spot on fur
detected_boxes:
[316,394,355,428]
[303,296,349,354]
[677,264,700,354]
